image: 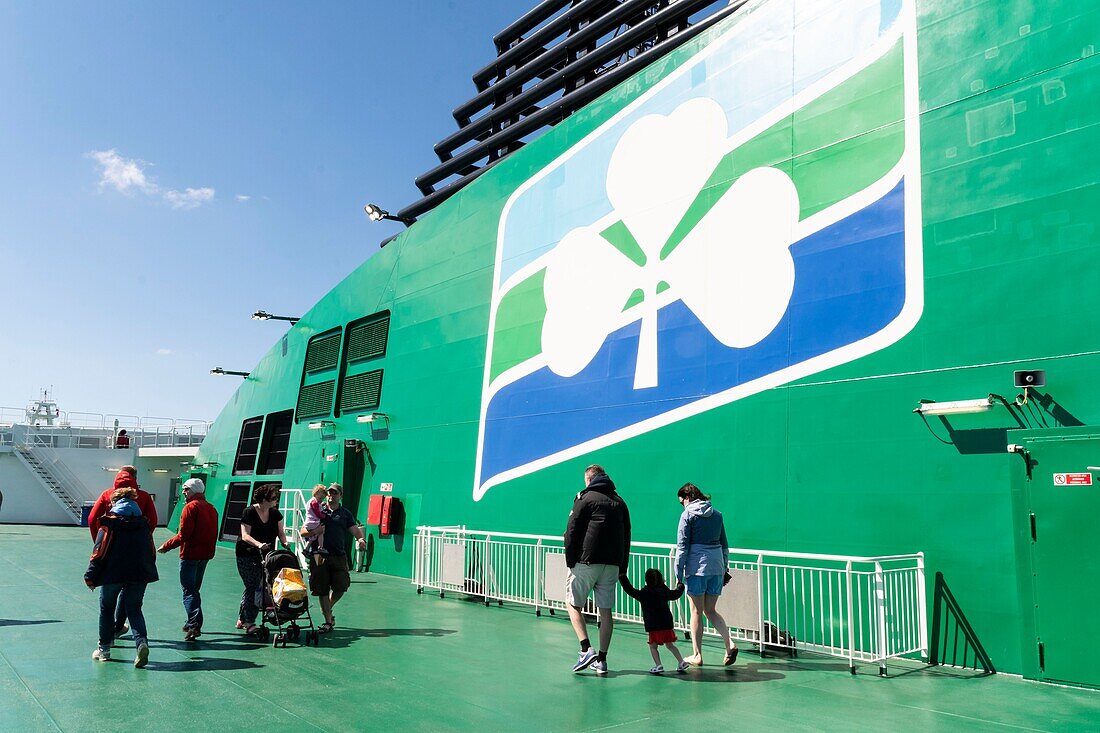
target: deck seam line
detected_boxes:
[0,645,64,732]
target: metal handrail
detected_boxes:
[413,524,928,675]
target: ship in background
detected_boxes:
[168,0,1100,688]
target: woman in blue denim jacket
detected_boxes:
[675,483,737,666]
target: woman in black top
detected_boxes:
[234,483,288,634]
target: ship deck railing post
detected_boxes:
[874,561,889,676]
[916,552,929,661]
[756,553,765,656]
[846,560,856,674]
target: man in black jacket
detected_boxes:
[564,464,631,675]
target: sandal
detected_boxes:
[318,621,334,634]
[244,624,260,637]
[724,647,739,666]
[235,620,245,630]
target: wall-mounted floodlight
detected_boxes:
[363,203,415,227]
[210,367,250,378]
[251,310,300,325]
[913,397,995,416]
[356,412,390,426]
[325,454,339,462]
[152,468,169,474]
[308,421,336,430]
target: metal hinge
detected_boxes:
[1030,513,1037,542]
[1038,641,1045,671]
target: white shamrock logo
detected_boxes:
[541,97,800,389]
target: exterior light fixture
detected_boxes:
[913,397,995,416]
[251,310,300,325]
[152,468,169,474]
[210,367,250,378]
[356,412,390,425]
[308,421,336,430]
[363,203,415,227]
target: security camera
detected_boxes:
[1013,370,1046,388]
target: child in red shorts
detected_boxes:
[619,568,689,674]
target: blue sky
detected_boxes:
[0,1,524,421]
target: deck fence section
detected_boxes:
[412,525,926,674]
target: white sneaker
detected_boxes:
[591,659,608,675]
[676,661,691,674]
[92,647,111,662]
[134,642,149,668]
[572,648,597,672]
[649,665,664,675]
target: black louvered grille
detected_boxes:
[339,370,383,413]
[348,317,389,363]
[304,332,341,373]
[296,380,335,420]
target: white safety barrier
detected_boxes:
[412,525,927,675]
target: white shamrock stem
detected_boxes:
[633,300,658,390]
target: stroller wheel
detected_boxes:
[290,628,301,642]
[259,627,271,641]
[272,633,282,649]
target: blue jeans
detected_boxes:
[180,559,209,630]
[99,583,148,648]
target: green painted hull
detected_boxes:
[181,0,1100,680]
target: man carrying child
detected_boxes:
[304,483,367,633]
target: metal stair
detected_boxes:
[14,444,85,523]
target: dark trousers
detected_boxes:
[236,555,264,625]
[100,583,148,648]
[180,559,209,630]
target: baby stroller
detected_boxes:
[258,549,319,648]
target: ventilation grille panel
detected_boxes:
[297,380,335,420]
[339,370,383,413]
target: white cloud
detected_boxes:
[235,194,251,202]
[87,149,158,195]
[163,187,215,210]
[87,148,215,209]
[155,348,172,356]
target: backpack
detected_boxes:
[760,621,797,656]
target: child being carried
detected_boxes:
[300,484,328,565]
[619,568,690,674]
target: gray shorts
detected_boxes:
[566,563,619,609]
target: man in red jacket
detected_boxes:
[157,478,219,641]
[88,466,159,638]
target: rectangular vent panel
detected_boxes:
[339,369,383,413]
[304,332,341,373]
[347,316,389,363]
[297,380,335,420]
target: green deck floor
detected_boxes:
[2,525,1098,732]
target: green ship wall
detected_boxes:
[178,0,1100,677]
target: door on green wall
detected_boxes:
[340,439,369,519]
[1012,428,1100,687]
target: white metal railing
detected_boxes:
[279,489,311,569]
[0,406,210,449]
[413,526,927,674]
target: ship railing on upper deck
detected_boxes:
[412,525,927,676]
[0,407,210,450]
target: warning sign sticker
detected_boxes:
[1053,473,1093,486]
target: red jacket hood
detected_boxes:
[113,471,138,489]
